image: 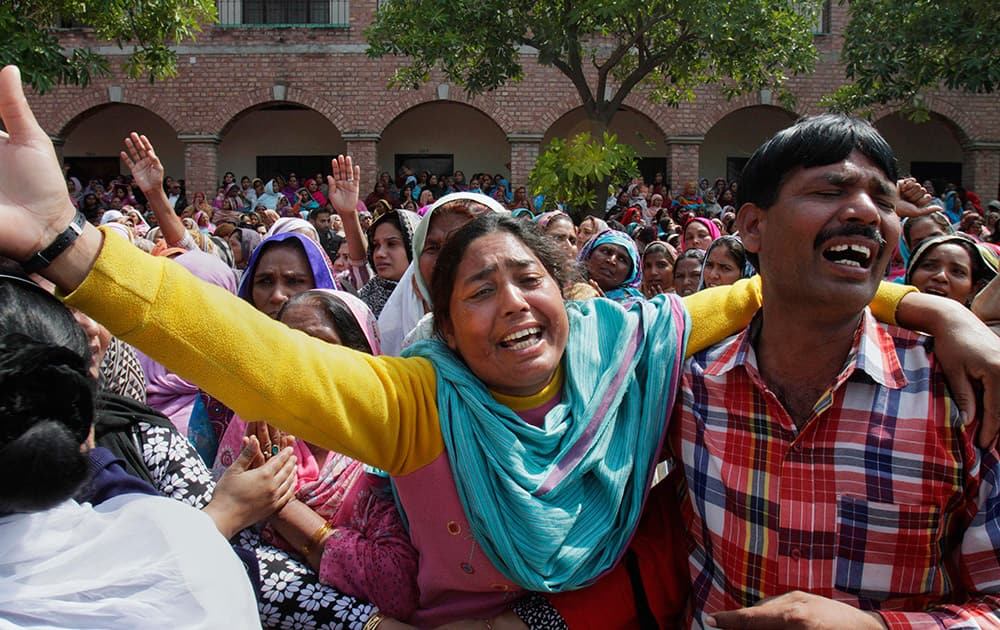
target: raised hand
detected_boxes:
[0,65,78,261]
[326,154,361,216]
[121,132,164,193]
[895,177,944,218]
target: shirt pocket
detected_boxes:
[835,495,941,600]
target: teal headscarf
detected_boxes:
[403,293,689,591]
[578,229,645,305]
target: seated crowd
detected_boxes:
[3,61,1000,630]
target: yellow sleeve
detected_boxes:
[870,281,916,326]
[681,277,915,357]
[682,276,763,357]
[64,229,443,476]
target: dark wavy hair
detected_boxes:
[277,290,373,355]
[431,214,567,338]
[0,275,94,512]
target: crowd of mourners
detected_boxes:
[3,60,1000,630]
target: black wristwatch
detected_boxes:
[20,211,87,273]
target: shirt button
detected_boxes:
[790,548,801,560]
[792,443,803,453]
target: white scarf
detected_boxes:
[0,495,260,629]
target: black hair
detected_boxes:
[277,290,373,354]
[308,207,331,221]
[707,235,748,269]
[0,276,94,513]
[902,212,953,249]
[643,241,677,265]
[431,214,567,337]
[737,114,898,211]
[673,248,705,279]
[367,210,414,267]
[737,114,898,269]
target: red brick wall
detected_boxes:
[31,1,1000,198]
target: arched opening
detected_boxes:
[701,106,797,184]
[218,103,345,188]
[543,106,666,184]
[379,101,507,190]
[62,104,182,185]
[875,112,966,190]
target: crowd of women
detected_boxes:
[4,61,1000,629]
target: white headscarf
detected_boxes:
[0,494,260,629]
[377,192,509,355]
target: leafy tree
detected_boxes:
[0,0,216,94]
[828,0,999,117]
[365,0,820,128]
[528,131,638,218]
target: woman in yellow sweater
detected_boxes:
[1,65,998,627]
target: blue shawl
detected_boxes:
[578,229,645,305]
[403,293,689,591]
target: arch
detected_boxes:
[372,91,513,136]
[871,99,974,147]
[61,103,184,183]
[874,110,967,187]
[217,102,346,187]
[56,93,184,140]
[700,105,798,183]
[212,86,348,137]
[378,101,508,184]
[692,93,796,137]
[541,105,667,157]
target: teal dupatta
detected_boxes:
[403,294,690,591]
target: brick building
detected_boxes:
[26,0,1000,205]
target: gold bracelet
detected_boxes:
[300,522,334,557]
[310,522,333,547]
[362,611,384,630]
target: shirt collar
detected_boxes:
[706,307,908,391]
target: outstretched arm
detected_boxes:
[0,65,442,476]
[0,65,100,290]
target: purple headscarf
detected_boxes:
[237,231,338,302]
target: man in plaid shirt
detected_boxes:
[675,115,1000,629]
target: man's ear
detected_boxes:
[736,202,765,256]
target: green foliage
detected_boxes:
[366,0,819,124]
[826,0,1000,116]
[0,0,217,94]
[528,131,638,217]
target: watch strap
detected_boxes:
[20,211,87,274]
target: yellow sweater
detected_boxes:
[65,229,911,475]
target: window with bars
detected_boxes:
[217,0,349,26]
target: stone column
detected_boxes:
[343,132,381,189]
[507,133,545,190]
[963,142,1000,201]
[178,134,221,200]
[666,135,704,194]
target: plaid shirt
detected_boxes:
[672,309,1000,628]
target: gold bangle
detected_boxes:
[310,522,333,547]
[300,522,333,557]
[362,611,385,630]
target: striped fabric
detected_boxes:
[672,309,1000,628]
